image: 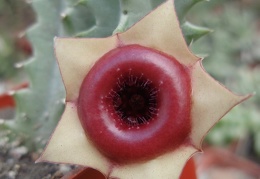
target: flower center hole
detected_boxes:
[109,73,159,127]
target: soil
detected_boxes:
[0,139,74,179]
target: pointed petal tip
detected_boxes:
[195,60,253,103]
[40,103,110,173]
[54,36,64,45]
[235,93,253,103]
[193,91,251,151]
[35,158,41,163]
[118,0,199,66]
[53,36,58,42]
[221,86,253,106]
[35,155,47,164]
[35,157,48,164]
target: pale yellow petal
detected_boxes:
[110,146,197,179]
[191,61,251,148]
[118,0,199,66]
[55,37,118,101]
[37,102,110,175]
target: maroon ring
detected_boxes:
[78,45,191,163]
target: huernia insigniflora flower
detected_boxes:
[37,0,250,178]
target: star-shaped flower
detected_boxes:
[37,0,250,178]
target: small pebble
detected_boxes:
[59,164,71,174]
[8,171,16,179]
[9,146,28,159]
[14,164,20,170]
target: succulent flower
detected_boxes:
[37,0,250,178]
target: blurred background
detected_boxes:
[0,0,259,178]
[0,0,33,100]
